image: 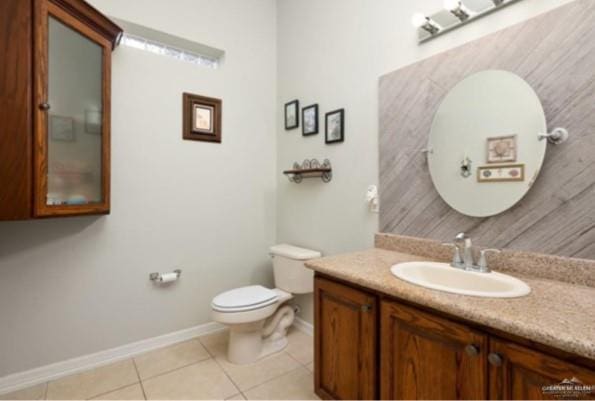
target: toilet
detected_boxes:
[211,244,320,364]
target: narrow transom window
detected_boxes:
[121,33,219,69]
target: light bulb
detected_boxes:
[411,13,428,28]
[444,0,461,11]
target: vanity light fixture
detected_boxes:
[413,0,523,44]
[411,13,440,35]
[444,0,470,21]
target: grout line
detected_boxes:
[240,363,305,394]
[136,355,212,382]
[87,383,141,400]
[197,330,313,396]
[131,359,147,400]
[210,354,242,396]
[283,345,314,370]
[139,356,214,383]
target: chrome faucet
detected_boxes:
[454,232,475,270]
[444,233,500,273]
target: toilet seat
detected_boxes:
[212,285,279,313]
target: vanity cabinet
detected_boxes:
[0,0,121,220]
[489,338,595,400]
[380,300,488,400]
[314,275,595,400]
[314,277,378,400]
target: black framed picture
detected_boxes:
[284,100,299,130]
[302,104,319,136]
[325,108,344,144]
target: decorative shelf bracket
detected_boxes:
[283,159,332,183]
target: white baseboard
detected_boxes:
[0,321,225,396]
[293,317,313,336]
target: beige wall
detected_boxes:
[276,0,577,323]
[0,0,277,377]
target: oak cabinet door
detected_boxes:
[314,277,377,400]
[380,300,488,400]
[489,338,595,400]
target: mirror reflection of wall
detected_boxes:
[427,70,547,217]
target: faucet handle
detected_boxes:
[442,243,463,268]
[478,249,501,273]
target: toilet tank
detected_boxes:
[270,244,321,294]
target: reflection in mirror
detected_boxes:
[47,16,103,206]
[428,70,547,217]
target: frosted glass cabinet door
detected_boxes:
[34,0,113,217]
[46,17,103,206]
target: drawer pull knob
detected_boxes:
[465,344,480,357]
[361,304,372,312]
[39,103,51,111]
[488,352,504,366]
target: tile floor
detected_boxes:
[1,328,319,400]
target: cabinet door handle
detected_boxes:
[488,352,504,366]
[360,304,372,312]
[39,103,51,111]
[465,344,480,357]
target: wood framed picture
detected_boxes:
[478,164,525,183]
[325,108,344,144]
[285,100,299,130]
[487,135,517,163]
[302,104,319,136]
[183,93,222,143]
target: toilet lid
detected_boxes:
[212,285,279,312]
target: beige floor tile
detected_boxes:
[225,394,246,400]
[217,351,301,391]
[46,360,138,400]
[134,339,210,379]
[0,383,47,400]
[142,359,238,400]
[198,329,229,357]
[305,362,314,373]
[285,328,314,365]
[202,328,302,391]
[244,367,319,400]
[91,384,145,400]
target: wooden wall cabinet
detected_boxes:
[314,275,595,400]
[0,0,121,220]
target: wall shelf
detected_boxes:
[283,159,332,183]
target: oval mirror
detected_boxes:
[428,70,547,217]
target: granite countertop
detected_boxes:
[305,247,595,360]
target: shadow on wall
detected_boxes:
[0,216,102,260]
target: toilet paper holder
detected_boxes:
[150,269,182,283]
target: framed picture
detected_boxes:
[302,104,319,136]
[325,109,344,144]
[487,135,517,163]
[478,164,525,183]
[183,93,222,143]
[50,115,75,142]
[285,100,299,130]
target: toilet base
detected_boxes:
[227,304,295,365]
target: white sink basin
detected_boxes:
[391,262,530,298]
